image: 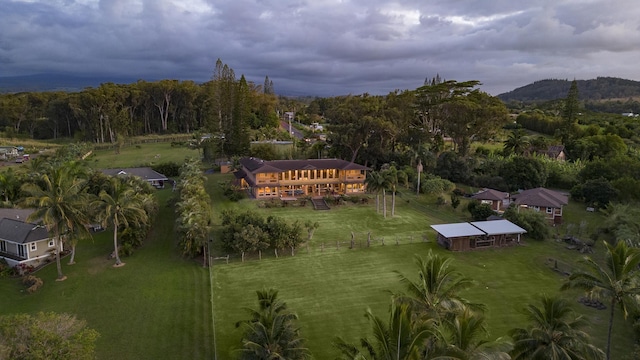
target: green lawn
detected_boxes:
[208,174,635,359]
[89,142,200,169]
[0,190,214,360]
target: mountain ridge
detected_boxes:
[498,77,640,102]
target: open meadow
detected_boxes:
[89,141,200,169]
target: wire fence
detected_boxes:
[209,232,432,265]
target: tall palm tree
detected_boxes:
[386,166,399,217]
[236,288,310,360]
[379,169,392,218]
[509,295,604,360]
[334,300,433,360]
[395,252,480,321]
[562,241,640,360]
[66,219,93,265]
[366,171,384,214]
[92,177,148,267]
[21,166,90,280]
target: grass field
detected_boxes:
[207,174,635,359]
[0,190,214,360]
[0,160,636,359]
[89,142,200,169]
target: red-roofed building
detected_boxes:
[511,187,569,224]
[235,157,370,199]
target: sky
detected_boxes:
[2,0,639,96]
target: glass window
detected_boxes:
[30,243,37,252]
[49,240,55,247]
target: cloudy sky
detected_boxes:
[2,0,639,96]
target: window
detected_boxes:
[30,243,37,252]
[0,240,6,252]
[546,207,553,214]
[18,245,26,258]
[49,240,55,247]
[533,206,540,212]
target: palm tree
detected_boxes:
[21,166,90,280]
[503,129,530,156]
[236,288,310,360]
[600,204,640,246]
[509,295,604,360]
[562,241,640,360]
[66,219,92,265]
[0,167,20,205]
[434,306,511,360]
[334,300,433,360]
[386,166,399,217]
[366,171,385,214]
[92,177,149,267]
[395,252,481,321]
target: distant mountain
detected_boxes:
[0,73,143,93]
[498,77,640,103]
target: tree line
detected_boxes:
[0,59,280,156]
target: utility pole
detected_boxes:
[416,159,423,195]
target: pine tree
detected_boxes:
[559,79,580,144]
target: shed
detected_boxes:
[470,220,527,246]
[431,219,527,251]
[431,223,485,251]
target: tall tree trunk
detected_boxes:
[113,219,123,266]
[68,244,76,265]
[376,194,380,214]
[606,298,615,360]
[54,227,66,280]
[383,189,387,218]
[392,190,396,217]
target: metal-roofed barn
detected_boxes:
[431,219,526,251]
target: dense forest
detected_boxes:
[3,65,640,209]
[499,77,640,104]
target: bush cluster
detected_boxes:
[22,275,43,293]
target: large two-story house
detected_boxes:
[235,157,369,198]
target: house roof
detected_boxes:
[431,219,526,239]
[471,189,509,201]
[512,187,568,208]
[0,218,49,244]
[239,157,370,174]
[546,145,565,158]
[431,223,486,238]
[470,220,527,235]
[101,167,168,181]
[0,208,35,222]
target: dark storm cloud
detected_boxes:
[1,0,639,95]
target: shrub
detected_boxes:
[13,263,34,276]
[22,275,43,293]
[0,259,10,278]
[467,201,496,221]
